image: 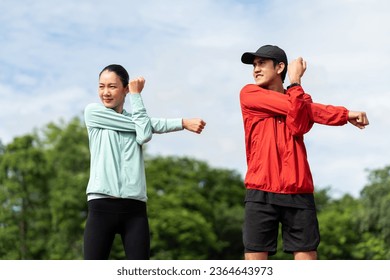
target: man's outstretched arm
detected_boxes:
[288,57,369,130]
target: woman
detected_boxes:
[83,64,206,259]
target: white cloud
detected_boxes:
[0,82,90,143]
[0,0,389,197]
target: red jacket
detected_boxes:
[240,84,348,194]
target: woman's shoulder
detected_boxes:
[85,103,103,111]
[84,103,106,122]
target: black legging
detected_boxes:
[83,198,150,260]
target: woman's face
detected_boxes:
[98,70,129,113]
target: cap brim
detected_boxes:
[241,52,275,64]
[241,52,256,64]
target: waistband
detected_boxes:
[87,198,146,214]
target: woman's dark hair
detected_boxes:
[99,64,129,87]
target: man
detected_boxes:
[239,45,369,260]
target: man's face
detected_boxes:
[252,57,282,88]
[98,70,128,113]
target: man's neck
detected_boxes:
[265,83,285,93]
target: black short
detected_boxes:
[243,201,320,255]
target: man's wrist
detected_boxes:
[287,82,301,90]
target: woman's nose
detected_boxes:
[103,88,110,96]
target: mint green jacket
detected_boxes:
[84,94,183,202]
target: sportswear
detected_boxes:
[84,198,149,260]
[240,84,348,194]
[84,94,183,202]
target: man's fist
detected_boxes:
[348,111,369,129]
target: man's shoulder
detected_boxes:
[240,84,269,94]
[240,84,274,101]
[241,84,258,92]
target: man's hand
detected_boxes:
[288,57,307,85]
[182,118,206,134]
[129,77,145,94]
[348,111,369,129]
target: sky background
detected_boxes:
[1,0,389,198]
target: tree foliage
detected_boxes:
[0,135,50,259]
[1,118,390,259]
[145,156,245,260]
[316,194,362,259]
[41,119,90,259]
[0,117,245,260]
[357,166,390,259]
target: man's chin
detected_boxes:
[255,81,265,87]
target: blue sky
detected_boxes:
[1,0,389,198]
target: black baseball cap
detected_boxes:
[241,45,288,66]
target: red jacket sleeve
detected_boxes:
[240,84,349,135]
[308,103,349,125]
[240,84,314,136]
[286,85,314,136]
[286,85,349,129]
[240,84,291,118]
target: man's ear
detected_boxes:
[124,85,129,94]
[277,62,286,75]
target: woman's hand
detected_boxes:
[129,77,145,94]
[182,118,206,134]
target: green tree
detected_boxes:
[0,117,89,260]
[317,194,362,259]
[41,118,90,259]
[0,135,50,259]
[358,166,390,259]
[144,156,245,260]
[14,117,390,260]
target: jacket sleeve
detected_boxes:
[130,94,153,144]
[286,85,349,128]
[307,103,349,126]
[286,85,314,136]
[240,84,314,135]
[240,84,349,136]
[151,118,183,134]
[240,84,291,118]
[84,94,152,145]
